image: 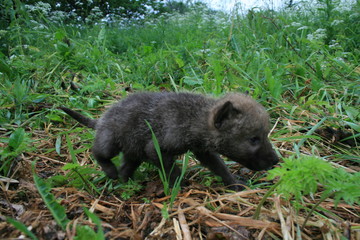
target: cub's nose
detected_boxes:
[272,155,279,165]
[265,155,279,170]
[265,152,279,170]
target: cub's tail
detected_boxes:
[59,107,97,129]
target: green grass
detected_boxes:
[0,0,359,238]
[1,0,358,186]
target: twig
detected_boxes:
[275,195,293,240]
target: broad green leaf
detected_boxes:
[9,128,25,150]
[55,135,62,155]
[62,163,80,170]
[46,113,63,122]
[183,76,203,86]
[75,225,98,240]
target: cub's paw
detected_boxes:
[103,167,119,180]
[227,180,247,191]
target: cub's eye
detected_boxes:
[249,137,260,146]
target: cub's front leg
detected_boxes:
[194,151,246,190]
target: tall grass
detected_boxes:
[1,0,359,185]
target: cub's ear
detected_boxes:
[213,101,240,129]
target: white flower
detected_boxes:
[307,28,327,41]
[333,5,352,12]
[331,20,344,26]
[329,42,339,48]
[49,11,67,22]
[25,2,51,16]
[85,7,104,23]
[314,28,326,34]
[75,1,83,6]
[34,24,48,30]
[291,22,301,27]
[297,26,309,30]
[334,57,345,62]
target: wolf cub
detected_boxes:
[60,92,278,190]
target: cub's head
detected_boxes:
[209,94,279,171]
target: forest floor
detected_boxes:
[1,118,359,239]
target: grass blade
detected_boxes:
[145,120,170,195]
[32,163,70,230]
[66,134,78,163]
[6,217,39,240]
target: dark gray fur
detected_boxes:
[60,92,278,190]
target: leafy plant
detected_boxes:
[254,155,359,222]
[267,155,360,205]
[49,163,102,195]
[120,179,143,200]
[265,66,282,100]
[33,163,106,238]
[0,79,31,123]
[0,128,31,176]
[74,208,105,240]
[33,163,70,230]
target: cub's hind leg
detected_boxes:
[92,128,121,179]
[145,141,181,186]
